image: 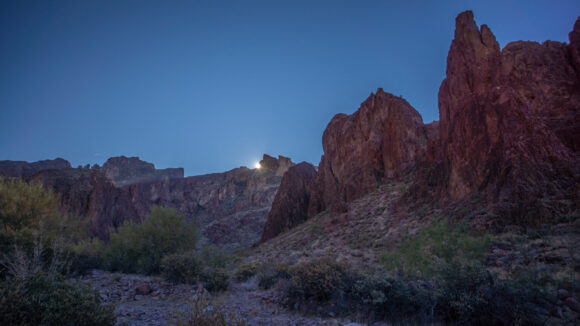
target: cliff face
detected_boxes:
[100,156,184,186]
[260,162,317,243]
[0,158,71,178]
[260,12,580,242]
[27,168,137,239]
[125,155,292,249]
[307,89,437,216]
[438,12,580,222]
[11,154,292,249]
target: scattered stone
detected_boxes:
[135,283,152,295]
[564,297,580,313]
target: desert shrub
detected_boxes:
[161,251,201,284]
[104,206,197,274]
[257,263,291,289]
[381,220,491,277]
[0,272,115,326]
[435,261,552,325]
[0,177,61,234]
[173,297,246,326]
[199,267,229,292]
[346,272,436,323]
[234,261,260,282]
[67,238,105,275]
[160,246,230,292]
[285,258,347,306]
[0,178,88,278]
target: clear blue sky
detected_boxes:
[1,1,578,176]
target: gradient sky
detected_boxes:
[1,1,579,176]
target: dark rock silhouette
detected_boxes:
[0,158,71,178]
[260,162,317,243]
[100,156,184,186]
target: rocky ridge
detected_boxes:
[99,156,184,186]
[3,154,292,249]
[261,11,580,241]
[0,158,71,178]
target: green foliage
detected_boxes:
[160,246,230,292]
[286,258,346,303]
[0,272,115,326]
[257,263,291,289]
[104,206,197,274]
[199,267,229,292]
[161,251,201,284]
[233,261,259,282]
[381,220,491,277]
[172,297,246,326]
[0,177,61,235]
[346,271,436,323]
[67,238,105,275]
[435,262,552,325]
[0,178,90,278]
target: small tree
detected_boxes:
[105,206,198,274]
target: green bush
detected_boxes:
[346,272,435,323]
[161,251,201,284]
[104,206,197,274]
[381,220,491,277]
[160,246,230,292]
[173,297,246,326]
[0,178,88,278]
[285,258,346,304]
[0,177,61,235]
[435,262,552,325]
[67,238,105,275]
[234,261,259,282]
[199,267,229,292]
[257,263,291,289]
[0,272,115,326]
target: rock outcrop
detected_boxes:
[100,156,184,186]
[260,162,317,243]
[0,158,71,178]
[12,154,292,249]
[259,154,294,176]
[27,168,137,239]
[125,156,292,249]
[438,11,580,222]
[259,12,580,243]
[307,89,437,216]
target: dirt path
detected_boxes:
[81,270,358,326]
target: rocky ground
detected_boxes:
[81,270,369,326]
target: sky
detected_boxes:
[1,0,579,176]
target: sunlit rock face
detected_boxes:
[438,11,580,222]
[260,162,317,243]
[259,154,293,176]
[307,89,436,216]
[100,156,184,186]
[0,158,71,178]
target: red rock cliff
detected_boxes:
[438,11,580,222]
[307,89,437,216]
